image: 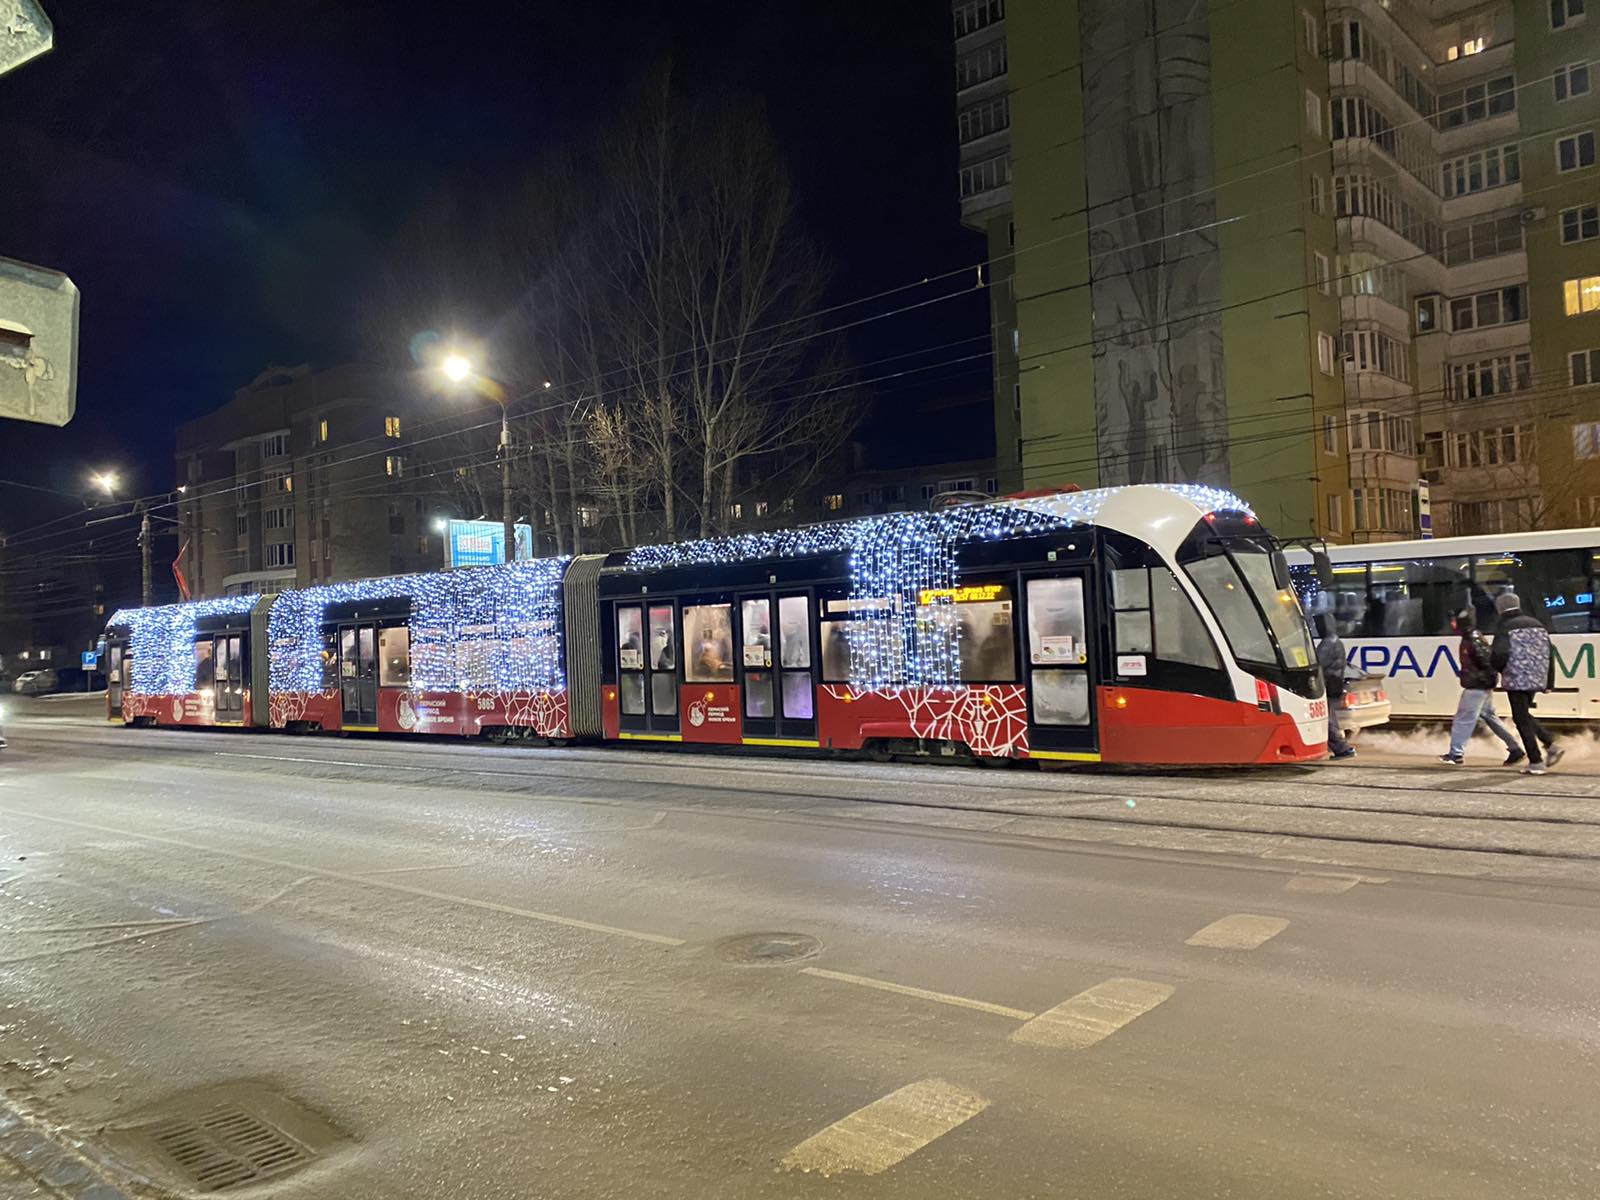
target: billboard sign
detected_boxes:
[446,519,533,567]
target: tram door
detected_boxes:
[212,633,244,721]
[616,601,681,736]
[106,641,126,718]
[338,623,379,728]
[736,591,817,743]
[1020,572,1098,756]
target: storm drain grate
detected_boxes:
[148,1104,310,1192]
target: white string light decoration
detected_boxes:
[108,595,264,695]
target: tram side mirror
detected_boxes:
[1312,550,1335,590]
[1271,550,1292,589]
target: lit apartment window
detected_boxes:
[579,505,599,527]
[1550,0,1585,30]
[1557,131,1596,172]
[266,542,295,568]
[824,494,843,512]
[1574,422,1600,460]
[1564,275,1600,315]
[1317,332,1336,375]
[385,455,406,478]
[267,468,292,494]
[727,502,743,521]
[1555,62,1591,101]
[753,500,769,517]
[385,415,402,438]
[316,418,329,444]
[1570,348,1600,385]
[1562,204,1600,243]
[1314,252,1331,294]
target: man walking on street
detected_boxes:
[1490,592,1564,775]
[1315,614,1356,760]
[1439,609,1524,766]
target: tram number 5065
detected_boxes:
[1308,699,1327,720]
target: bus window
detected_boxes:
[1474,549,1597,633]
[1366,559,1469,636]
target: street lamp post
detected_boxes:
[91,471,151,607]
[442,354,517,564]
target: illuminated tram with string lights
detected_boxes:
[103,485,1330,766]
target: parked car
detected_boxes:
[1335,672,1391,741]
[12,669,59,695]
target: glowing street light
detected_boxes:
[90,470,117,496]
[441,353,473,384]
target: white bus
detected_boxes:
[1286,529,1600,722]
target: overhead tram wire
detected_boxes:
[9,69,1591,557]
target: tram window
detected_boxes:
[684,604,734,682]
[741,599,773,667]
[648,605,676,671]
[1112,568,1150,609]
[782,671,815,719]
[1033,669,1090,725]
[617,606,644,671]
[916,583,1017,681]
[379,627,411,687]
[745,670,775,718]
[1186,558,1275,664]
[778,596,810,668]
[650,673,677,716]
[1152,569,1221,668]
[1116,610,1153,654]
[619,672,645,715]
[195,640,215,691]
[321,630,338,689]
[1026,579,1087,664]
[340,629,359,679]
[820,620,851,683]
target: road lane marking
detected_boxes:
[0,806,686,948]
[781,1078,989,1177]
[1185,914,1290,950]
[1284,874,1361,894]
[799,967,1035,1021]
[1010,977,1174,1049]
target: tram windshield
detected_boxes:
[1185,541,1316,672]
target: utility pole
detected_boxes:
[500,403,516,563]
[136,501,152,607]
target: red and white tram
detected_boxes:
[104,485,1328,766]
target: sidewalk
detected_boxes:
[0,1101,131,1200]
[1350,724,1600,775]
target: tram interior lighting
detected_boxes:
[268,558,570,694]
[108,595,263,695]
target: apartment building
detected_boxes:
[175,364,440,597]
[953,0,1600,540]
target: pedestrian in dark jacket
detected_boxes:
[1314,613,1355,760]
[1438,609,1522,765]
[1490,592,1563,774]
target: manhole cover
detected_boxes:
[715,932,821,965]
[112,1082,344,1194]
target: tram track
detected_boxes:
[11,721,1600,868]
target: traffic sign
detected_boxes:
[0,1,53,77]
[0,256,78,426]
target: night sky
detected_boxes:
[0,0,989,528]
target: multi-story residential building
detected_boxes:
[175,364,441,597]
[954,0,1600,541]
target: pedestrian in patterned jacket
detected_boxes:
[1489,592,1564,775]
